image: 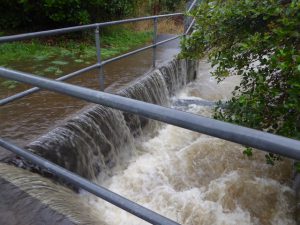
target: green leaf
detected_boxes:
[182,0,300,166]
[74,59,84,63]
[1,80,19,89]
[295,162,300,173]
[51,60,69,66]
[243,147,253,157]
[34,55,49,61]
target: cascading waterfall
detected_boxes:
[82,59,297,225]
[0,58,197,225]
[39,60,190,176]
[1,57,296,225]
[3,59,195,182]
[25,107,135,180]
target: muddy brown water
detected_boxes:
[0,35,180,159]
[0,36,297,224]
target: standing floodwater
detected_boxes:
[83,60,296,225]
[0,35,180,160]
[0,38,296,224]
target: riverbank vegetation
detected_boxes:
[0,0,186,89]
[0,29,152,89]
[0,29,152,68]
[181,0,300,165]
[0,0,185,31]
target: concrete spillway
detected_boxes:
[0,58,297,225]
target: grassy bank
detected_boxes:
[0,29,152,89]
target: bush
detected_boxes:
[181,0,300,163]
[0,0,137,30]
[132,0,185,15]
[0,0,187,31]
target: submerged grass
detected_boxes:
[0,29,152,89]
[0,29,152,66]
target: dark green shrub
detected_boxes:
[0,0,137,30]
[181,0,300,163]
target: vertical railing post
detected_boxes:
[95,26,105,91]
[153,18,158,68]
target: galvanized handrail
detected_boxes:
[0,10,195,104]
[0,35,183,106]
[185,18,196,34]
[0,1,299,223]
[0,138,179,225]
[188,0,199,12]
[1,65,300,224]
[0,1,200,44]
[0,13,184,44]
[0,2,204,225]
[1,67,300,161]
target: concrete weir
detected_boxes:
[1,56,298,224]
[0,58,197,224]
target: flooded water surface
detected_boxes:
[0,36,297,225]
[81,60,296,225]
[0,35,179,156]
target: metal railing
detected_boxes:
[0,138,179,225]
[1,68,300,160]
[0,11,190,106]
[0,2,200,225]
[0,35,183,106]
[185,0,198,34]
[0,0,199,106]
[0,66,300,225]
[1,0,299,224]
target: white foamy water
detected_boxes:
[83,60,296,225]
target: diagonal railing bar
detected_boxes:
[0,0,199,106]
[187,0,199,12]
[0,2,203,224]
[0,13,184,44]
[185,18,196,34]
[0,63,99,106]
[102,35,183,66]
[0,35,183,106]
[0,1,198,44]
[185,0,201,33]
[1,67,300,161]
[0,138,180,225]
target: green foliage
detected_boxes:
[0,0,137,29]
[181,0,300,163]
[0,0,25,29]
[243,147,253,157]
[265,153,282,165]
[295,162,300,172]
[147,0,185,13]
[51,60,69,66]
[0,0,186,30]
[44,66,63,76]
[0,41,55,64]
[0,30,151,65]
[0,29,152,89]
[1,80,19,89]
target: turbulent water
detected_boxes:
[1,58,297,225]
[0,163,106,225]
[4,59,194,181]
[82,60,297,225]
